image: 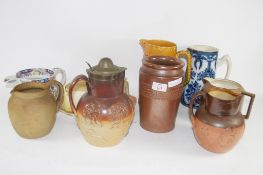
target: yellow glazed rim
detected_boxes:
[140,39,177,49]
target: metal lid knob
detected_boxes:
[87,57,126,81]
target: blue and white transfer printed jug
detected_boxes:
[181,45,232,108]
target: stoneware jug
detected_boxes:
[190,79,255,153]
[61,79,130,115]
[68,58,136,147]
[140,39,191,84]
[139,56,186,133]
[8,80,64,139]
[181,45,232,107]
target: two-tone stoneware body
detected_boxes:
[139,56,186,133]
[8,80,64,139]
[69,58,136,147]
[190,79,255,153]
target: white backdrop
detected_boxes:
[0,0,263,175]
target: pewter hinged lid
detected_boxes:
[86,57,126,81]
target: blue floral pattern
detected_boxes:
[181,48,218,108]
[190,69,196,79]
[182,80,202,107]
[197,68,215,81]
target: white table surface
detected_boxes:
[1,87,262,175]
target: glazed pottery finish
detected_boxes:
[8,80,64,139]
[68,58,136,147]
[202,78,246,112]
[140,39,192,84]
[60,79,130,115]
[5,68,66,88]
[181,45,232,107]
[139,56,185,133]
[190,81,255,153]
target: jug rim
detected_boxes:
[207,90,241,102]
[204,78,244,90]
[11,82,50,99]
[188,45,218,53]
[143,56,184,70]
[140,39,177,48]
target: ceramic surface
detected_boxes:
[189,79,255,153]
[181,45,232,108]
[60,79,130,115]
[68,58,136,147]
[8,80,64,139]
[5,68,66,88]
[140,39,192,84]
[139,56,185,133]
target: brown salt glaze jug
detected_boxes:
[8,80,64,139]
[190,80,255,153]
[68,57,136,147]
[60,79,130,115]
[139,56,186,133]
[140,39,191,84]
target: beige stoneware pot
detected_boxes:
[8,80,64,139]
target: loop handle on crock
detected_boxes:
[189,91,206,125]
[68,75,89,116]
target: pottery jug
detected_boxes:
[139,56,186,133]
[8,80,64,139]
[190,79,255,153]
[68,57,136,147]
[61,79,130,115]
[181,45,232,107]
[140,39,192,84]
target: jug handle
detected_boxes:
[50,80,64,112]
[189,91,206,125]
[241,91,255,119]
[52,68,67,85]
[68,75,89,116]
[176,50,192,85]
[217,55,232,79]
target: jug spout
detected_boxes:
[139,39,148,54]
[203,77,214,84]
[139,39,177,57]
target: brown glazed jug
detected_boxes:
[8,80,64,139]
[190,80,255,153]
[68,57,136,147]
[139,56,186,133]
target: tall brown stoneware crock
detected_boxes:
[139,56,186,133]
[68,57,136,147]
[8,80,64,139]
[190,80,255,153]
